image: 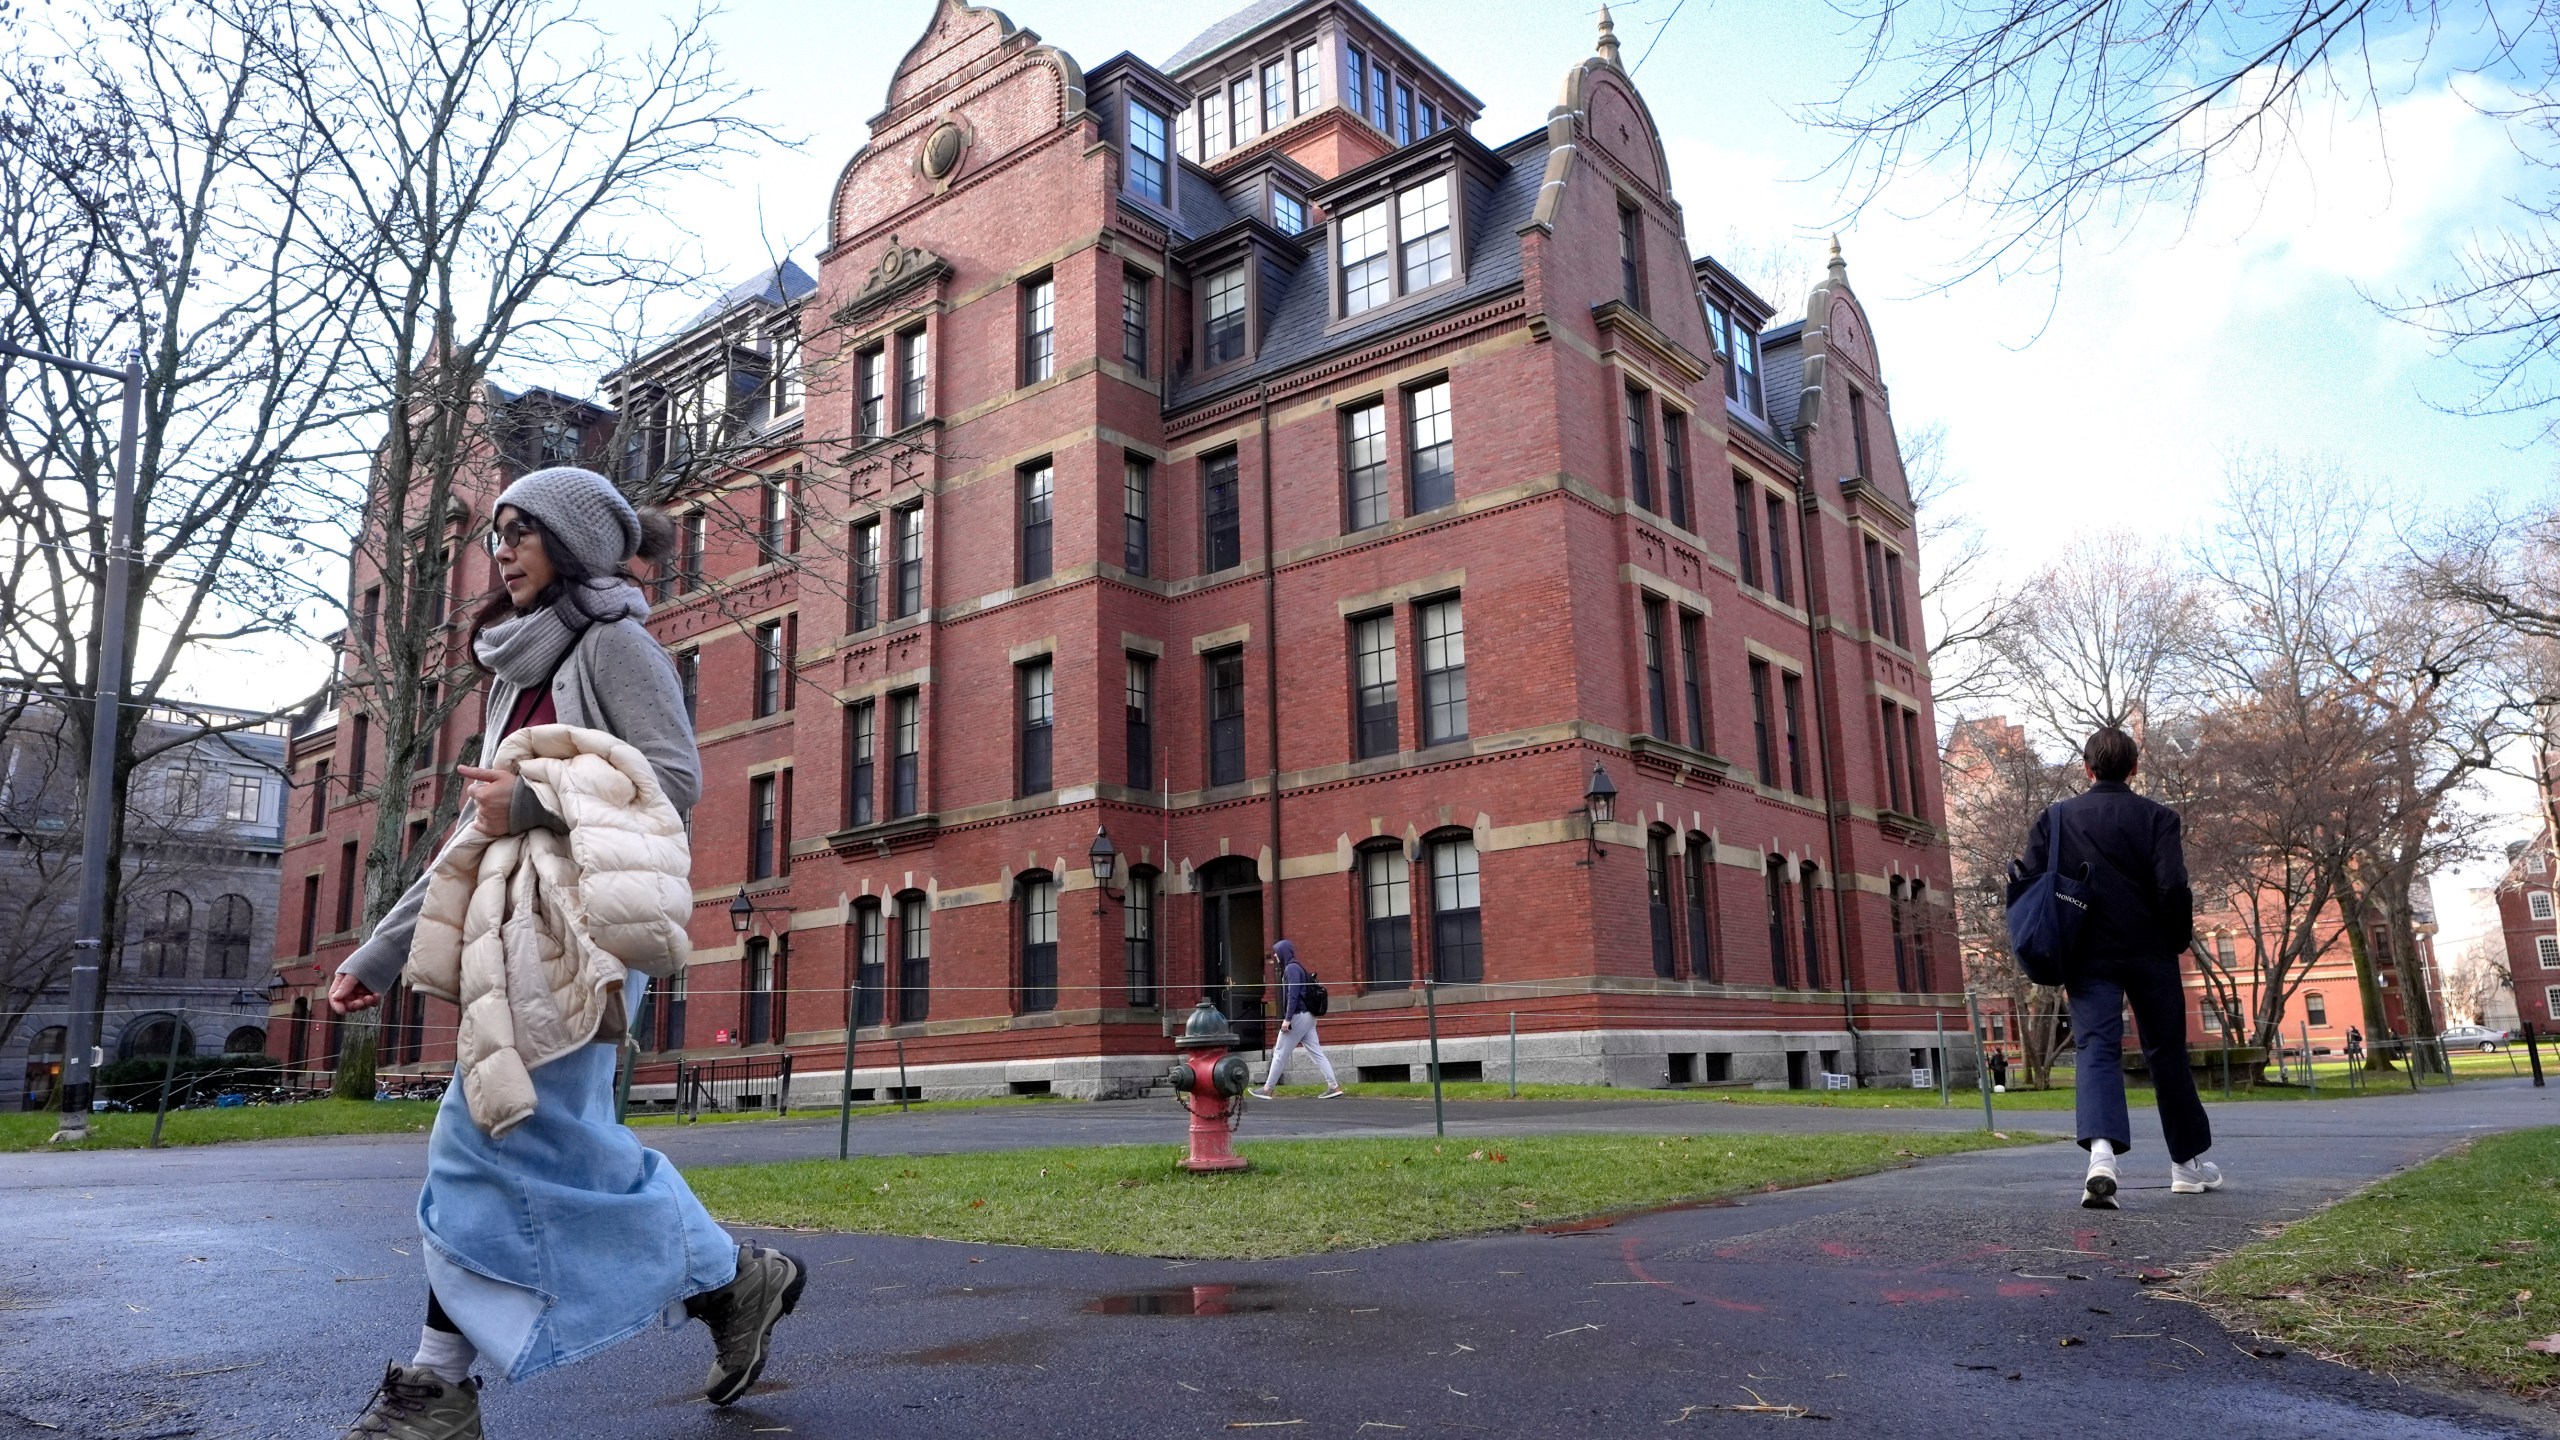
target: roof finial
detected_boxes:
[1828,234,1847,277]
[1596,4,1622,66]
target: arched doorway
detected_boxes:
[21,1026,65,1111]
[224,1026,267,1055]
[1196,857,1266,1051]
[118,1012,196,1064]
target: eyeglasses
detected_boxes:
[484,519,542,557]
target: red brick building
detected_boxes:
[269,0,1962,1097]
[2495,833,2560,1035]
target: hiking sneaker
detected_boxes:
[342,1362,482,1440]
[1317,1087,1344,1099]
[2170,1158,2224,1194]
[2082,1147,2120,1210]
[690,1242,808,1406]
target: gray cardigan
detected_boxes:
[338,615,700,997]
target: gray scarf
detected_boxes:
[474,578,649,690]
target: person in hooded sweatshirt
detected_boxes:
[1251,939,1343,1099]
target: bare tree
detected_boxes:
[1902,420,2013,714]
[1992,530,2203,749]
[1942,716,2073,1086]
[2442,934,2513,1027]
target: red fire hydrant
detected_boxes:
[1168,997,1252,1172]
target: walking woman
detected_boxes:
[328,467,805,1439]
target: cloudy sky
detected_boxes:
[238,0,2560,963]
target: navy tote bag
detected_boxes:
[2005,803,2092,986]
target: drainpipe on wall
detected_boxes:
[1258,382,1285,949]
[1794,467,1862,1081]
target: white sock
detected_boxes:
[2089,1140,2114,1160]
[412,1326,476,1385]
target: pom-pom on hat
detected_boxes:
[492,466,641,575]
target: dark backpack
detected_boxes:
[1301,970,1329,1018]
[2005,803,2092,986]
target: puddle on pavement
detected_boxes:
[1081,1283,1282,1316]
[1528,1196,1739,1235]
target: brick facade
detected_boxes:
[267,0,1964,1098]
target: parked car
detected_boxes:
[2438,1023,2511,1053]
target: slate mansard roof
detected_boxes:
[1164,0,1306,72]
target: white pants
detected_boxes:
[1264,1011,1337,1090]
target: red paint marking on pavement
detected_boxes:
[2073,1229,2102,1254]
[1620,1236,1765,1313]
[1818,1241,1865,1259]
[1998,1282,2056,1298]
[1880,1287,1961,1305]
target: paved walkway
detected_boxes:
[1,1080,2553,1437]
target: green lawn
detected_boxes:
[2195,1128,2560,1399]
[1305,1077,2381,1109]
[0,1099,440,1153]
[627,1094,1063,1127]
[686,1129,2039,1259]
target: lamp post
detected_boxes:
[3,338,143,1144]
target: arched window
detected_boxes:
[744,937,774,1045]
[1018,872,1058,1013]
[1799,861,1824,990]
[141,892,192,977]
[207,894,254,979]
[1426,832,1481,984]
[1908,881,1932,989]
[852,900,886,1029]
[1647,829,1677,979]
[119,1012,195,1064]
[1684,833,1714,982]
[1888,878,1911,991]
[896,891,931,1023]
[1764,857,1792,988]
[1124,867,1158,1009]
[1360,843,1413,990]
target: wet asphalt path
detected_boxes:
[2,1082,2555,1438]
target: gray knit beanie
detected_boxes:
[492,466,641,575]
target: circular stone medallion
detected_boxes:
[921,121,966,180]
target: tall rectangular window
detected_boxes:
[308,759,330,831]
[1661,407,1689,529]
[846,699,875,827]
[1020,275,1055,385]
[1294,44,1320,113]
[1733,327,1762,414]
[1128,100,1169,204]
[1849,387,1873,479]
[336,840,358,931]
[1019,461,1053,584]
[1419,597,1467,745]
[1677,611,1706,750]
[1396,175,1451,290]
[1625,388,1652,512]
[350,715,370,790]
[1884,550,1910,648]
[360,586,380,652]
[1346,46,1367,122]
[1882,700,1908,813]
[852,518,880,630]
[1408,379,1453,513]
[680,510,705,592]
[1123,454,1152,575]
[1800,862,1824,989]
[1748,659,1777,786]
[1019,877,1058,1013]
[1018,659,1053,796]
[897,327,928,427]
[1352,612,1398,758]
[1203,451,1241,571]
[1122,268,1149,375]
[1864,537,1890,638]
[759,472,790,561]
[1641,597,1671,739]
[890,690,920,818]
[1781,671,1807,794]
[754,620,783,718]
[854,904,885,1028]
[1363,846,1413,989]
[1618,204,1643,309]
[744,938,772,1045]
[1344,400,1388,530]
[1369,61,1387,130]
[857,346,885,439]
[677,649,699,724]
[1429,836,1483,983]
[1207,647,1247,787]
[1204,263,1247,366]
[1230,74,1256,144]
[1125,870,1157,1008]
[1262,57,1288,128]
[1126,654,1154,790]
[1340,202,1390,314]
[1766,859,1792,987]
[1418,97,1437,134]
[896,894,930,1023]
[300,873,321,954]
[1733,476,1762,589]
[748,774,777,880]
[893,505,923,617]
[1903,709,1925,816]
[1649,831,1677,978]
[1685,840,1714,981]
[1394,81,1413,144]
[1764,493,1793,604]
[1201,85,1227,155]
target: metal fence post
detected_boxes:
[1935,1011,1950,1108]
[2301,1023,2315,1099]
[1508,1011,1518,1099]
[839,982,862,1162]
[1964,992,1995,1132]
[148,1015,187,1148]
[2527,1022,2546,1088]
[1423,979,1445,1139]
[896,1037,910,1112]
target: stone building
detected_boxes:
[267,0,1963,1098]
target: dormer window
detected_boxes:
[1419,99,1437,136]
[1731,326,1762,415]
[1398,177,1451,289]
[1274,190,1306,236]
[1204,264,1248,366]
[768,325,800,417]
[1336,167,1464,318]
[1128,100,1170,205]
[1394,82,1414,144]
[1341,204,1391,314]
[1705,301,1730,359]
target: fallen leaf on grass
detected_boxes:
[969,1199,985,1209]
[2522,1334,2560,1356]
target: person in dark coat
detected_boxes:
[2006,726,2221,1209]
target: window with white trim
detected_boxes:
[1204,263,1247,366]
[2532,891,2554,921]
[1340,202,1390,314]
[2539,935,2559,969]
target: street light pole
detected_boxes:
[3,338,143,1143]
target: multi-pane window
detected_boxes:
[1684,838,1714,981]
[1346,46,1368,123]
[1344,401,1389,530]
[1273,191,1306,235]
[1909,880,1932,988]
[1394,81,1413,144]
[1204,450,1242,571]
[1294,45,1320,112]
[759,472,790,560]
[1020,275,1055,385]
[1408,380,1453,512]
[1397,176,1451,290]
[1748,659,1777,787]
[854,903,885,1029]
[1419,597,1467,745]
[1864,537,1891,639]
[1230,75,1257,144]
[1201,83,1227,156]
[1625,388,1652,512]
[1018,659,1053,797]
[1884,551,1910,647]
[2305,991,2328,1026]
[679,510,705,592]
[852,518,880,630]
[336,840,358,931]
[677,650,699,725]
[1850,387,1873,479]
[1019,876,1058,1013]
[1369,60,1388,128]
[142,892,191,977]
[1641,597,1671,740]
[226,772,265,823]
[754,621,783,718]
[893,505,923,617]
[2533,891,2556,922]
[1122,268,1149,375]
[857,346,886,438]
[898,327,928,427]
[1660,407,1689,529]
[1125,870,1157,1008]
[1732,326,1762,414]
[1677,612,1706,750]
[1418,98,1437,134]
[1765,858,1792,986]
[1882,700,1909,813]
[1126,654,1155,790]
[1128,100,1170,204]
[744,938,772,1045]
[845,700,875,827]
[1019,461,1053,584]
[2539,935,2560,968]
[896,893,930,1023]
[1204,263,1247,366]
[748,774,777,880]
[1207,647,1247,786]
[1782,671,1807,794]
[1764,493,1793,604]
[1618,204,1643,309]
[308,760,329,831]
[1800,861,1824,989]
[890,690,920,818]
[1428,836,1483,983]
[1706,301,1730,361]
[1340,202,1391,314]
[1648,831,1677,978]
[1363,846,1413,989]
[1123,455,1152,575]
[1890,877,1912,990]
[1352,612,1398,758]
[1903,710,1924,816]
[1733,476,1763,589]
[1262,57,1288,129]
[350,715,369,789]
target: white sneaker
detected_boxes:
[1247,1088,1275,1101]
[2170,1158,2223,1194]
[2082,1145,2120,1209]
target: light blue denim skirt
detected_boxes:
[418,976,738,1382]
